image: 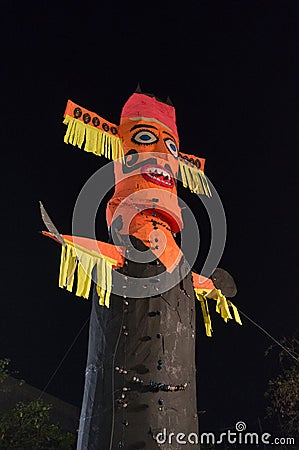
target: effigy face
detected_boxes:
[109,117,183,237]
[119,118,179,190]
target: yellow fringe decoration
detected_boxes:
[199,295,213,337]
[194,288,242,336]
[63,115,124,160]
[179,160,212,197]
[59,240,117,307]
[227,300,242,324]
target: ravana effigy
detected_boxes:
[41,86,241,449]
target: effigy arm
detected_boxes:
[192,271,242,337]
[178,151,212,197]
[43,232,124,307]
[63,99,124,160]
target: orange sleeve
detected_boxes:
[192,272,215,290]
[179,152,206,172]
[42,231,124,269]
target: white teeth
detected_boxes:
[145,166,172,185]
[147,167,170,178]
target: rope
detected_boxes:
[38,315,90,400]
[237,308,298,363]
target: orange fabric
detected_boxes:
[64,100,120,138]
[108,118,183,232]
[43,227,180,273]
[128,213,182,272]
[179,151,206,172]
[42,232,125,268]
[106,117,187,270]
[119,117,179,158]
[106,200,183,271]
[192,272,215,290]
[107,191,183,234]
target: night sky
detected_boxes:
[1,0,297,436]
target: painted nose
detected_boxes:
[153,141,170,161]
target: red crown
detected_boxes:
[121,93,178,138]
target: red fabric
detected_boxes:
[121,93,178,138]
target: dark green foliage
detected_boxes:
[0,359,10,384]
[0,359,76,450]
[0,400,76,450]
[265,336,299,435]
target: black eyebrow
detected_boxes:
[129,124,159,132]
[162,131,177,142]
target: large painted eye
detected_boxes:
[164,138,178,158]
[132,129,159,145]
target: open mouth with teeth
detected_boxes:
[141,164,174,188]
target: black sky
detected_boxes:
[1,0,298,436]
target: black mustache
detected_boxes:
[122,157,174,179]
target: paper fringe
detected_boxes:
[194,288,242,336]
[63,115,124,161]
[59,241,115,307]
[58,241,242,325]
[179,160,212,197]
